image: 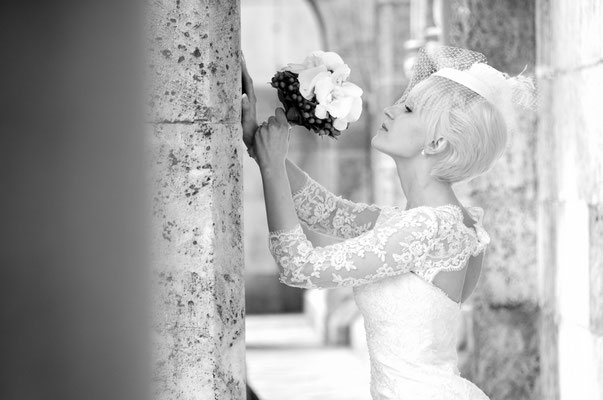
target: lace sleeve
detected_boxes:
[292,171,381,239]
[268,207,440,289]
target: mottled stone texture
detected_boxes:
[148,0,246,399]
[537,1,603,399]
[447,1,540,399]
[469,304,540,398]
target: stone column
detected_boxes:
[537,1,603,399]
[447,1,540,399]
[148,1,246,399]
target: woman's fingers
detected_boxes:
[275,108,288,125]
[241,53,256,102]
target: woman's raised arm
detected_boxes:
[285,158,382,239]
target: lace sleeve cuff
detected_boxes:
[268,223,302,238]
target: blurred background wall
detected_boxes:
[536,1,603,399]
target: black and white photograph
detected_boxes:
[2,1,602,400]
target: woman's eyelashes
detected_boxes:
[405,105,413,113]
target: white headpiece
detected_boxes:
[396,45,537,135]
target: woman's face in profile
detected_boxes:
[371,96,427,158]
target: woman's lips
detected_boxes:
[381,122,388,131]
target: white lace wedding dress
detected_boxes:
[267,172,492,400]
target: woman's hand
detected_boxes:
[241,52,258,159]
[253,108,291,171]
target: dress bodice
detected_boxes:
[267,172,492,399]
[353,271,489,399]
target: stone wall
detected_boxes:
[148,1,246,399]
[536,1,603,398]
[447,1,540,399]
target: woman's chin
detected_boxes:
[371,133,384,151]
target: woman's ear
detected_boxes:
[429,137,448,154]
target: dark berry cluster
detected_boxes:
[270,70,342,139]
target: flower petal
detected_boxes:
[345,96,363,122]
[333,118,348,131]
[314,77,335,105]
[331,64,351,84]
[298,66,329,99]
[282,63,308,73]
[315,104,328,119]
[340,81,363,97]
[326,96,353,118]
[316,51,345,70]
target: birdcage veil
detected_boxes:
[395,45,537,140]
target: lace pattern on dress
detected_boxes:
[268,204,488,290]
[292,171,381,239]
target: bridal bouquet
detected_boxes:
[270,51,363,138]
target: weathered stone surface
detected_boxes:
[446,2,540,399]
[538,310,559,400]
[148,0,245,398]
[463,193,538,305]
[148,0,240,123]
[151,122,246,399]
[590,204,603,335]
[536,0,603,72]
[449,0,536,75]
[469,304,540,400]
[537,1,603,398]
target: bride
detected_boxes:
[240,46,533,400]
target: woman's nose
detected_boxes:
[384,107,396,120]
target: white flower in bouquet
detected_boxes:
[281,50,363,132]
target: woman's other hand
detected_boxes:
[241,52,258,160]
[254,108,291,171]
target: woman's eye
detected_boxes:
[405,105,412,113]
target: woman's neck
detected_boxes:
[394,157,458,210]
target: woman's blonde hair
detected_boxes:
[407,75,508,184]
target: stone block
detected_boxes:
[470,304,540,400]
[151,120,246,399]
[460,192,538,306]
[590,203,603,335]
[545,67,603,203]
[148,0,240,123]
[449,0,536,74]
[537,0,603,72]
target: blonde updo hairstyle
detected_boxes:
[407,75,508,184]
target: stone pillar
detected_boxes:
[148,1,246,399]
[537,1,603,399]
[447,1,540,399]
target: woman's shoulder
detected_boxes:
[376,203,487,232]
[374,204,443,229]
[377,203,470,219]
